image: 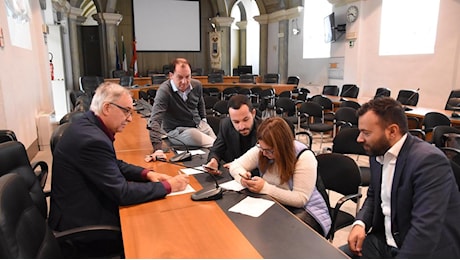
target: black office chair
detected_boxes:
[191,68,203,76]
[340,84,359,98]
[222,87,239,100]
[340,100,361,110]
[119,75,134,87]
[212,100,229,117]
[444,90,460,111]
[374,87,391,99]
[69,90,85,108]
[287,76,300,86]
[422,112,451,142]
[0,173,62,258]
[239,74,257,83]
[397,89,419,106]
[439,147,460,190]
[316,153,362,242]
[263,73,280,83]
[0,129,17,144]
[334,107,359,131]
[79,76,104,96]
[297,101,334,151]
[112,69,127,78]
[258,88,276,117]
[151,74,167,85]
[208,73,224,83]
[322,85,339,96]
[309,94,335,123]
[331,128,370,211]
[58,110,84,125]
[432,125,460,148]
[204,95,220,115]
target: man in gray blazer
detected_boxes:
[346,97,460,258]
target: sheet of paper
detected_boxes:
[176,149,206,155]
[228,196,275,217]
[179,167,204,175]
[219,180,245,191]
[167,184,195,196]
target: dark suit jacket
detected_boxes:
[48,111,168,231]
[207,117,260,164]
[357,134,460,258]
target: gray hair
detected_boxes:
[90,82,131,115]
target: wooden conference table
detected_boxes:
[115,113,348,259]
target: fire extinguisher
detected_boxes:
[49,52,54,80]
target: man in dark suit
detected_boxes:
[346,97,460,258]
[204,94,259,175]
[48,82,189,257]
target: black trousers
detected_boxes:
[340,232,399,259]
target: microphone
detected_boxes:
[166,134,192,162]
[191,171,224,201]
[403,88,420,111]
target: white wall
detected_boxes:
[0,0,54,149]
[288,0,460,109]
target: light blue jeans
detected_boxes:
[167,120,216,148]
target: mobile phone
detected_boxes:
[202,164,221,174]
[239,173,252,180]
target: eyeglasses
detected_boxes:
[109,102,133,118]
[256,143,274,155]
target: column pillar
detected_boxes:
[92,13,123,78]
[235,21,247,66]
[211,16,234,76]
[254,14,268,77]
[68,7,86,90]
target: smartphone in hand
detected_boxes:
[202,164,221,174]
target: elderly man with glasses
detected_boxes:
[48,82,189,258]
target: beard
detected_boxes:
[363,135,391,156]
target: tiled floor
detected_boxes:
[33,131,369,251]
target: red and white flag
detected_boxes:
[130,40,139,77]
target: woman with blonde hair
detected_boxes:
[229,117,331,236]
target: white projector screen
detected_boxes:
[133,0,201,51]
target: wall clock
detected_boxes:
[346,5,359,23]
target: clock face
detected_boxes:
[347,5,359,23]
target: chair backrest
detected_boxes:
[69,90,85,108]
[278,90,292,98]
[0,141,47,218]
[322,85,339,96]
[422,112,451,131]
[340,84,359,98]
[340,100,361,110]
[332,127,366,155]
[191,68,203,76]
[119,75,134,87]
[374,87,391,99]
[162,64,171,75]
[445,89,460,110]
[239,74,257,83]
[334,107,359,129]
[432,125,460,148]
[213,100,229,117]
[263,73,280,83]
[298,101,324,123]
[275,97,296,117]
[151,75,167,84]
[112,69,127,78]
[310,94,333,110]
[79,76,104,96]
[222,87,239,100]
[397,89,419,106]
[208,73,224,83]
[287,76,300,86]
[0,129,17,144]
[0,173,61,258]
[204,95,220,110]
[316,153,361,199]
